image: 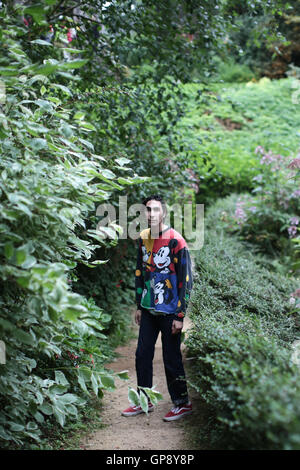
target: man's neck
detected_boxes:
[150,223,169,238]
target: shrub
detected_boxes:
[186,204,300,449]
[219,148,300,269]
[212,57,257,83]
[178,78,300,206]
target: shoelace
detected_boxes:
[171,403,190,413]
[171,406,181,414]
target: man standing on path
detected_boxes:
[121,195,193,421]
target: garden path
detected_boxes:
[79,310,205,451]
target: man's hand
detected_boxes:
[135,309,142,326]
[172,319,183,335]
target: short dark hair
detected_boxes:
[142,194,167,215]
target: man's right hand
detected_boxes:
[135,309,142,326]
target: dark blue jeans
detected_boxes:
[135,308,189,406]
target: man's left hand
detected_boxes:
[172,319,183,335]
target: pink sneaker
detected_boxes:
[163,402,192,421]
[121,403,154,417]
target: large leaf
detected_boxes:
[128,387,140,407]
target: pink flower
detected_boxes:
[67,29,73,42]
[234,202,247,225]
[288,226,298,238]
[290,217,299,225]
[288,158,300,169]
[291,288,300,298]
[260,153,276,165]
[255,146,265,155]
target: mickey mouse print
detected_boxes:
[135,226,193,319]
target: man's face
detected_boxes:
[145,200,165,229]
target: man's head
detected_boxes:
[142,195,167,230]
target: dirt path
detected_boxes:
[80,312,204,451]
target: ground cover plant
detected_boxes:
[186,196,300,450]
[177,77,300,204]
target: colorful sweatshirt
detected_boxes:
[135,226,193,321]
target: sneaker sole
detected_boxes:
[163,410,192,421]
[121,407,154,417]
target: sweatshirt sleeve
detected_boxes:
[174,246,193,321]
[135,237,144,309]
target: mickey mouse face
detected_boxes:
[153,246,171,270]
[154,281,164,294]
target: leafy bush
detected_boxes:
[212,57,257,83]
[0,12,142,448]
[186,202,300,449]
[177,78,300,206]
[219,148,300,266]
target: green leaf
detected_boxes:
[100,169,116,179]
[39,402,53,416]
[29,138,48,151]
[14,328,35,346]
[128,387,140,406]
[91,373,99,396]
[61,59,89,70]
[99,373,115,390]
[53,407,66,427]
[15,248,26,266]
[58,394,78,405]
[77,374,89,394]
[9,422,25,432]
[80,121,96,131]
[116,370,129,380]
[21,255,37,269]
[24,5,47,25]
[141,387,163,405]
[30,39,53,47]
[115,157,131,167]
[51,83,73,95]
[55,371,69,386]
[4,242,14,260]
[49,384,69,396]
[140,391,149,413]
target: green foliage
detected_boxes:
[211,57,257,83]
[186,201,300,449]
[128,386,163,414]
[218,149,300,267]
[0,0,292,449]
[219,2,298,78]
[177,77,300,205]
[0,10,139,448]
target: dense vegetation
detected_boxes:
[187,194,300,450]
[182,73,300,449]
[0,0,299,450]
